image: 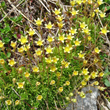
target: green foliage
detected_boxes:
[0,0,109,109]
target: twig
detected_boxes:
[38,0,51,13]
[0,0,24,23]
[7,0,41,38]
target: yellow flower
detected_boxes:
[100,27,109,35]
[99,72,104,77]
[56,15,64,22]
[88,0,92,4]
[95,8,100,13]
[68,43,73,49]
[91,12,95,17]
[56,72,61,77]
[73,71,78,76]
[50,80,55,85]
[12,78,16,83]
[36,82,40,86]
[11,41,16,48]
[98,86,106,91]
[66,33,74,40]
[65,81,70,86]
[34,18,43,26]
[45,22,53,29]
[45,45,53,54]
[15,100,20,105]
[70,0,76,6]
[0,59,5,65]
[35,49,42,56]
[19,36,28,44]
[18,46,24,53]
[58,34,65,43]
[69,28,77,35]
[50,65,57,72]
[57,22,64,28]
[71,8,79,16]
[80,22,87,29]
[35,38,44,46]
[92,81,99,85]
[61,59,66,65]
[66,97,70,101]
[36,95,43,100]
[5,100,12,105]
[91,71,98,79]
[58,87,63,92]
[81,80,87,86]
[78,51,85,59]
[74,38,81,46]
[94,47,101,54]
[99,11,106,18]
[76,0,82,5]
[32,66,39,72]
[71,98,77,103]
[82,68,89,75]
[47,36,54,43]
[84,75,90,81]
[83,59,88,64]
[80,91,86,98]
[28,28,35,36]
[64,62,70,68]
[0,96,5,100]
[88,36,91,41]
[22,45,28,51]
[17,82,25,88]
[53,8,61,15]
[94,57,99,63]
[63,45,72,53]
[69,93,73,96]
[45,57,52,64]
[25,44,30,50]
[82,27,90,35]
[97,0,103,5]
[8,58,16,66]
[24,72,30,78]
[52,56,59,63]
[0,40,4,48]
[82,0,87,3]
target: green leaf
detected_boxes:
[104,79,110,87]
[4,25,10,33]
[1,1,5,7]
[7,52,11,58]
[21,92,28,100]
[0,52,6,59]
[14,34,17,38]
[4,37,10,43]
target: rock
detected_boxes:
[66,86,99,110]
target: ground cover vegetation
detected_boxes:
[0,0,110,109]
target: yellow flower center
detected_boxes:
[37,95,43,100]
[29,30,35,36]
[24,72,30,78]
[58,87,63,92]
[0,59,5,64]
[36,40,43,46]
[36,20,42,26]
[33,67,39,72]
[0,41,4,48]
[36,49,42,56]
[20,37,28,44]
[6,100,12,105]
[50,80,55,85]
[73,71,78,75]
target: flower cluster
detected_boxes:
[0,0,109,109]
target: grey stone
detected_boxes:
[66,86,99,110]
